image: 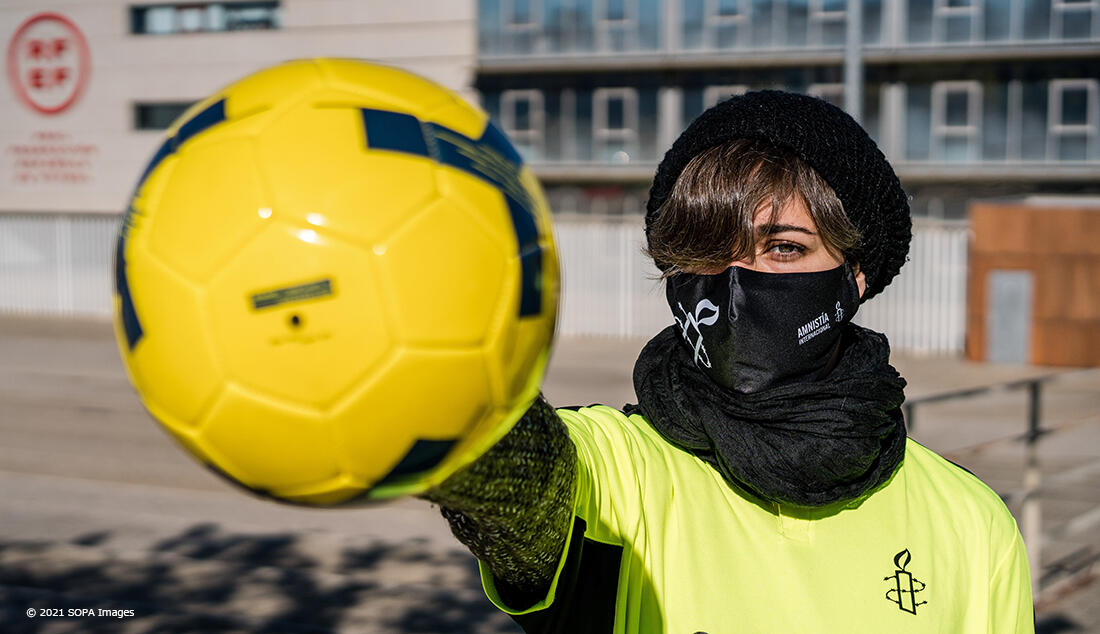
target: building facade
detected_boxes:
[475,0,1100,219]
[1,0,477,215]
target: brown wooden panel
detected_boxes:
[1033,320,1100,366]
[966,202,1100,366]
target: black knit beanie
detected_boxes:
[646,90,911,302]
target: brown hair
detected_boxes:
[645,138,861,276]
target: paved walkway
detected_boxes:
[1,316,1097,632]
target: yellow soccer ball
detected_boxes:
[113,59,559,505]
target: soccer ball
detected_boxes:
[113,59,559,505]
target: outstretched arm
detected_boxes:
[422,395,577,609]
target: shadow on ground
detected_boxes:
[0,523,520,633]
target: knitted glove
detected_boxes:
[422,394,576,609]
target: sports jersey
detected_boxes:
[478,405,1033,633]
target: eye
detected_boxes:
[762,241,806,260]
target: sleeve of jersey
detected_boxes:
[480,405,647,624]
[988,525,1035,633]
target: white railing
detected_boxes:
[0,213,969,354]
[0,213,118,318]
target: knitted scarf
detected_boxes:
[633,323,908,507]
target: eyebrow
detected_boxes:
[755,223,818,237]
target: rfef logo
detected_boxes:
[6,12,91,115]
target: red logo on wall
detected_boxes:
[6,12,91,115]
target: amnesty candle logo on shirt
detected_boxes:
[884,549,928,614]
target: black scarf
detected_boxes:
[633,323,907,508]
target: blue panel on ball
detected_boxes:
[376,438,458,486]
[361,108,430,157]
[360,110,546,317]
[117,99,228,351]
[175,99,227,149]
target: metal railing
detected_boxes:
[903,370,1100,601]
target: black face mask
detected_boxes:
[665,263,861,394]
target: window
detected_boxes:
[931,81,982,161]
[1051,0,1097,39]
[1048,79,1098,160]
[593,88,639,162]
[130,2,280,34]
[598,0,637,51]
[932,0,981,42]
[507,0,538,25]
[503,0,541,53]
[703,84,748,109]
[134,102,195,130]
[707,0,747,48]
[501,90,545,161]
[809,0,847,45]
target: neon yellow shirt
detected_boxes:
[480,405,1033,633]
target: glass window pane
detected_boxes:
[787,0,810,45]
[572,0,598,50]
[943,137,972,161]
[602,139,632,162]
[906,84,932,160]
[639,0,661,49]
[135,103,193,130]
[944,15,972,41]
[984,0,1012,39]
[683,87,704,128]
[1022,0,1052,39]
[145,6,175,34]
[682,0,705,48]
[946,0,971,7]
[718,0,742,15]
[1020,81,1048,159]
[179,7,203,31]
[207,5,227,31]
[515,99,532,130]
[639,88,658,160]
[607,97,625,129]
[479,0,503,54]
[511,0,533,24]
[862,0,883,43]
[607,0,626,20]
[717,23,740,47]
[752,0,775,46]
[1059,11,1093,39]
[907,0,933,42]
[482,92,502,130]
[945,92,971,127]
[821,20,845,44]
[545,91,562,160]
[225,4,280,31]
[863,83,882,144]
[822,0,845,12]
[1061,87,1090,125]
[575,89,593,161]
[1057,135,1089,160]
[982,82,1008,160]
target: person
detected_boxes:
[422,90,1033,633]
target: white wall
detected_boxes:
[0,0,477,214]
[0,213,972,355]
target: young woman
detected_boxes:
[424,90,1033,633]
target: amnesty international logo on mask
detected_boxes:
[884,549,927,614]
[674,299,719,368]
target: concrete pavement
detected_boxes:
[1,316,1097,632]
